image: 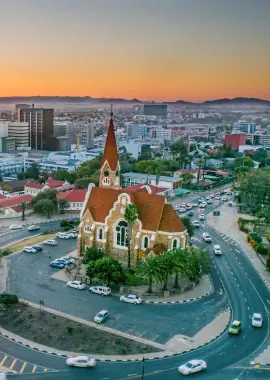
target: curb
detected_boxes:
[0,307,231,363]
[143,290,212,305]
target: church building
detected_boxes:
[78,112,188,266]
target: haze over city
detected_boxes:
[1,0,269,102]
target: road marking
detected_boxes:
[0,355,7,366]
[32,365,37,373]
[10,359,17,370]
[19,362,27,373]
[128,374,138,377]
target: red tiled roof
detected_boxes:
[101,118,119,171]
[10,203,33,213]
[0,194,6,200]
[125,184,167,194]
[85,187,185,233]
[145,243,167,256]
[45,178,65,188]
[57,189,87,202]
[25,182,43,189]
[0,194,34,209]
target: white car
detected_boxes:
[94,309,109,323]
[192,221,200,228]
[9,224,22,230]
[178,359,207,375]
[203,233,212,243]
[120,294,142,304]
[56,232,72,239]
[44,239,57,246]
[178,208,186,213]
[252,313,263,327]
[215,196,220,200]
[200,203,206,208]
[89,286,111,296]
[213,244,222,255]
[23,246,38,253]
[67,281,85,290]
[28,225,40,231]
[192,202,198,207]
[198,198,205,203]
[66,356,96,368]
[207,199,213,204]
[199,214,205,220]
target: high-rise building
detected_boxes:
[232,121,256,134]
[225,134,246,150]
[0,137,16,152]
[18,105,56,150]
[8,122,30,149]
[67,124,94,148]
[127,124,148,139]
[144,104,167,118]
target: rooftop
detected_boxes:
[122,172,181,183]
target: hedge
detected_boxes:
[0,293,19,305]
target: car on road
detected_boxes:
[215,196,220,200]
[27,225,40,231]
[9,224,22,230]
[199,214,205,220]
[59,256,74,264]
[213,244,222,255]
[67,281,85,290]
[178,208,186,213]
[202,232,212,243]
[56,232,72,239]
[200,203,206,208]
[207,199,213,204]
[23,246,38,253]
[178,359,207,375]
[89,286,111,296]
[229,320,241,335]
[192,221,200,228]
[49,261,65,269]
[66,356,96,368]
[69,231,78,238]
[32,245,42,252]
[120,294,142,304]
[44,239,57,246]
[187,211,194,217]
[191,202,198,207]
[252,313,263,327]
[198,198,205,203]
[94,309,109,323]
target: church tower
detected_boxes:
[99,108,121,189]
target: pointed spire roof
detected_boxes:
[101,109,119,171]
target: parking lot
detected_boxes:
[7,237,228,344]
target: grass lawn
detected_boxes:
[0,303,160,355]
[8,233,56,253]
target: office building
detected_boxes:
[18,105,56,150]
[127,124,148,139]
[0,157,23,177]
[67,124,94,148]
[53,121,69,137]
[259,135,270,149]
[225,134,246,150]
[122,172,182,190]
[232,121,256,134]
[144,104,168,118]
[8,122,30,149]
[0,137,16,152]
[0,121,9,138]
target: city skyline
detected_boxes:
[1,0,270,101]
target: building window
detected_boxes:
[98,228,103,241]
[142,236,149,249]
[116,220,128,247]
[104,170,109,177]
[173,239,178,249]
[102,177,110,185]
[84,225,91,233]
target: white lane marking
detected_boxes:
[128,375,138,377]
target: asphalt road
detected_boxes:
[2,190,270,380]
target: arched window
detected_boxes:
[173,239,178,249]
[98,228,103,240]
[116,220,128,247]
[84,225,91,233]
[143,236,149,249]
[102,177,110,185]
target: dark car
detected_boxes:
[32,245,42,252]
[49,261,65,269]
[187,211,194,217]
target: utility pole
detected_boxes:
[141,357,145,379]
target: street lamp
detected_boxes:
[141,357,145,380]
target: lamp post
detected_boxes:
[141,357,145,380]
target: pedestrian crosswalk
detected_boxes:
[0,351,55,374]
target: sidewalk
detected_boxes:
[0,213,78,228]
[206,204,270,290]
[0,259,7,293]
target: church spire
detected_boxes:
[99,105,121,189]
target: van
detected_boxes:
[89,286,111,296]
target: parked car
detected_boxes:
[207,199,213,204]
[9,224,22,230]
[44,239,57,246]
[49,261,65,269]
[199,214,205,221]
[59,256,74,264]
[66,356,96,368]
[192,221,200,228]
[252,313,263,327]
[187,211,194,217]
[23,246,38,253]
[32,245,42,252]
[67,281,85,290]
[202,233,212,243]
[69,232,78,238]
[56,232,72,239]
[89,286,111,296]
[213,244,222,255]
[178,359,207,375]
[28,225,40,231]
[120,294,142,304]
[200,203,206,208]
[94,310,109,323]
[229,320,241,335]
[178,208,186,213]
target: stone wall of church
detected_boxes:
[99,161,121,189]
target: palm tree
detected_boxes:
[181,216,194,237]
[124,203,138,269]
[58,198,69,214]
[137,256,161,293]
[173,248,188,289]
[21,202,26,221]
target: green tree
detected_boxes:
[124,203,138,269]
[58,198,69,214]
[158,251,182,291]
[135,160,161,175]
[137,256,161,293]
[94,258,125,286]
[32,189,58,208]
[21,202,26,221]
[180,173,194,186]
[234,156,254,169]
[171,139,188,164]
[181,216,194,237]
[74,177,92,189]
[185,248,210,281]
[86,261,97,285]
[33,199,56,218]
[138,152,152,161]
[83,247,103,264]
[173,248,189,288]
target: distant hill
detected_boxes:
[202,97,270,106]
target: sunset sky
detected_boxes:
[0,0,269,101]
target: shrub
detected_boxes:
[266,232,270,243]
[1,249,10,256]
[60,220,72,228]
[67,327,73,335]
[255,244,269,255]
[0,293,19,305]
[248,232,262,243]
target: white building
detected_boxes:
[122,172,182,190]
[8,122,30,148]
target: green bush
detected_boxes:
[255,243,269,255]
[248,232,262,243]
[125,272,148,286]
[1,249,10,256]
[0,293,19,305]
[60,220,73,228]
